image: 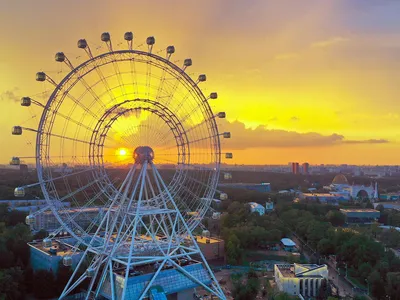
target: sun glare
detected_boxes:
[118,148,128,156]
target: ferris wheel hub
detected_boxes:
[133,146,155,164]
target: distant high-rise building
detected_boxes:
[302,163,309,174]
[291,162,299,174]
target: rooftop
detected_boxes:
[340,208,379,213]
[249,202,264,210]
[281,238,296,247]
[28,239,78,257]
[195,236,222,244]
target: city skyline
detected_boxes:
[1,0,400,164]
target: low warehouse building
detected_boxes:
[340,208,380,224]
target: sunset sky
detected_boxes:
[1,0,400,165]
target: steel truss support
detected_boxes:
[59,160,225,300]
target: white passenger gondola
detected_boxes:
[198,74,206,82]
[124,32,133,41]
[77,39,88,49]
[166,46,175,54]
[217,112,226,118]
[184,58,192,67]
[101,32,111,42]
[146,36,155,45]
[220,193,228,200]
[43,238,52,248]
[225,153,233,159]
[86,268,95,277]
[63,256,73,267]
[210,92,218,99]
[10,157,20,165]
[12,126,22,135]
[224,173,232,180]
[36,72,46,82]
[55,52,65,62]
[21,97,31,106]
[14,187,25,197]
[25,215,35,225]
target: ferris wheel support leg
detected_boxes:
[87,165,140,300]
[63,164,137,299]
[121,161,148,299]
[151,163,226,299]
[94,163,145,298]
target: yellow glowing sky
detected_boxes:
[1,0,400,165]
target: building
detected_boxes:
[249,202,265,215]
[217,182,271,193]
[274,263,329,298]
[0,199,71,213]
[340,209,380,224]
[298,193,348,205]
[265,201,274,212]
[328,174,378,200]
[28,207,105,232]
[100,259,211,300]
[302,163,309,174]
[28,237,83,274]
[194,235,225,260]
[280,238,297,252]
[379,194,400,201]
[291,162,300,174]
[374,202,400,211]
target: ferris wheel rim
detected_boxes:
[34,47,222,243]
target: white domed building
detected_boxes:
[328,174,378,201]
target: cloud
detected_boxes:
[311,37,349,48]
[221,120,390,149]
[343,139,389,144]
[274,53,299,60]
[0,88,19,102]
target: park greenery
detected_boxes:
[276,200,400,299]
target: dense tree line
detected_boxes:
[0,204,77,299]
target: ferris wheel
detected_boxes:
[12,32,232,299]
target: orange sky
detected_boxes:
[1,0,400,165]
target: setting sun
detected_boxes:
[117,148,128,156]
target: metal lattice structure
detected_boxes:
[12,32,232,299]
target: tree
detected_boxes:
[326,210,345,227]
[385,272,400,300]
[274,292,297,300]
[33,229,48,240]
[358,262,372,280]
[380,229,400,248]
[318,238,335,255]
[226,234,242,265]
[32,270,56,299]
[55,262,73,294]
[368,270,386,299]
[231,270,260,300]
[0,267,25,299]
